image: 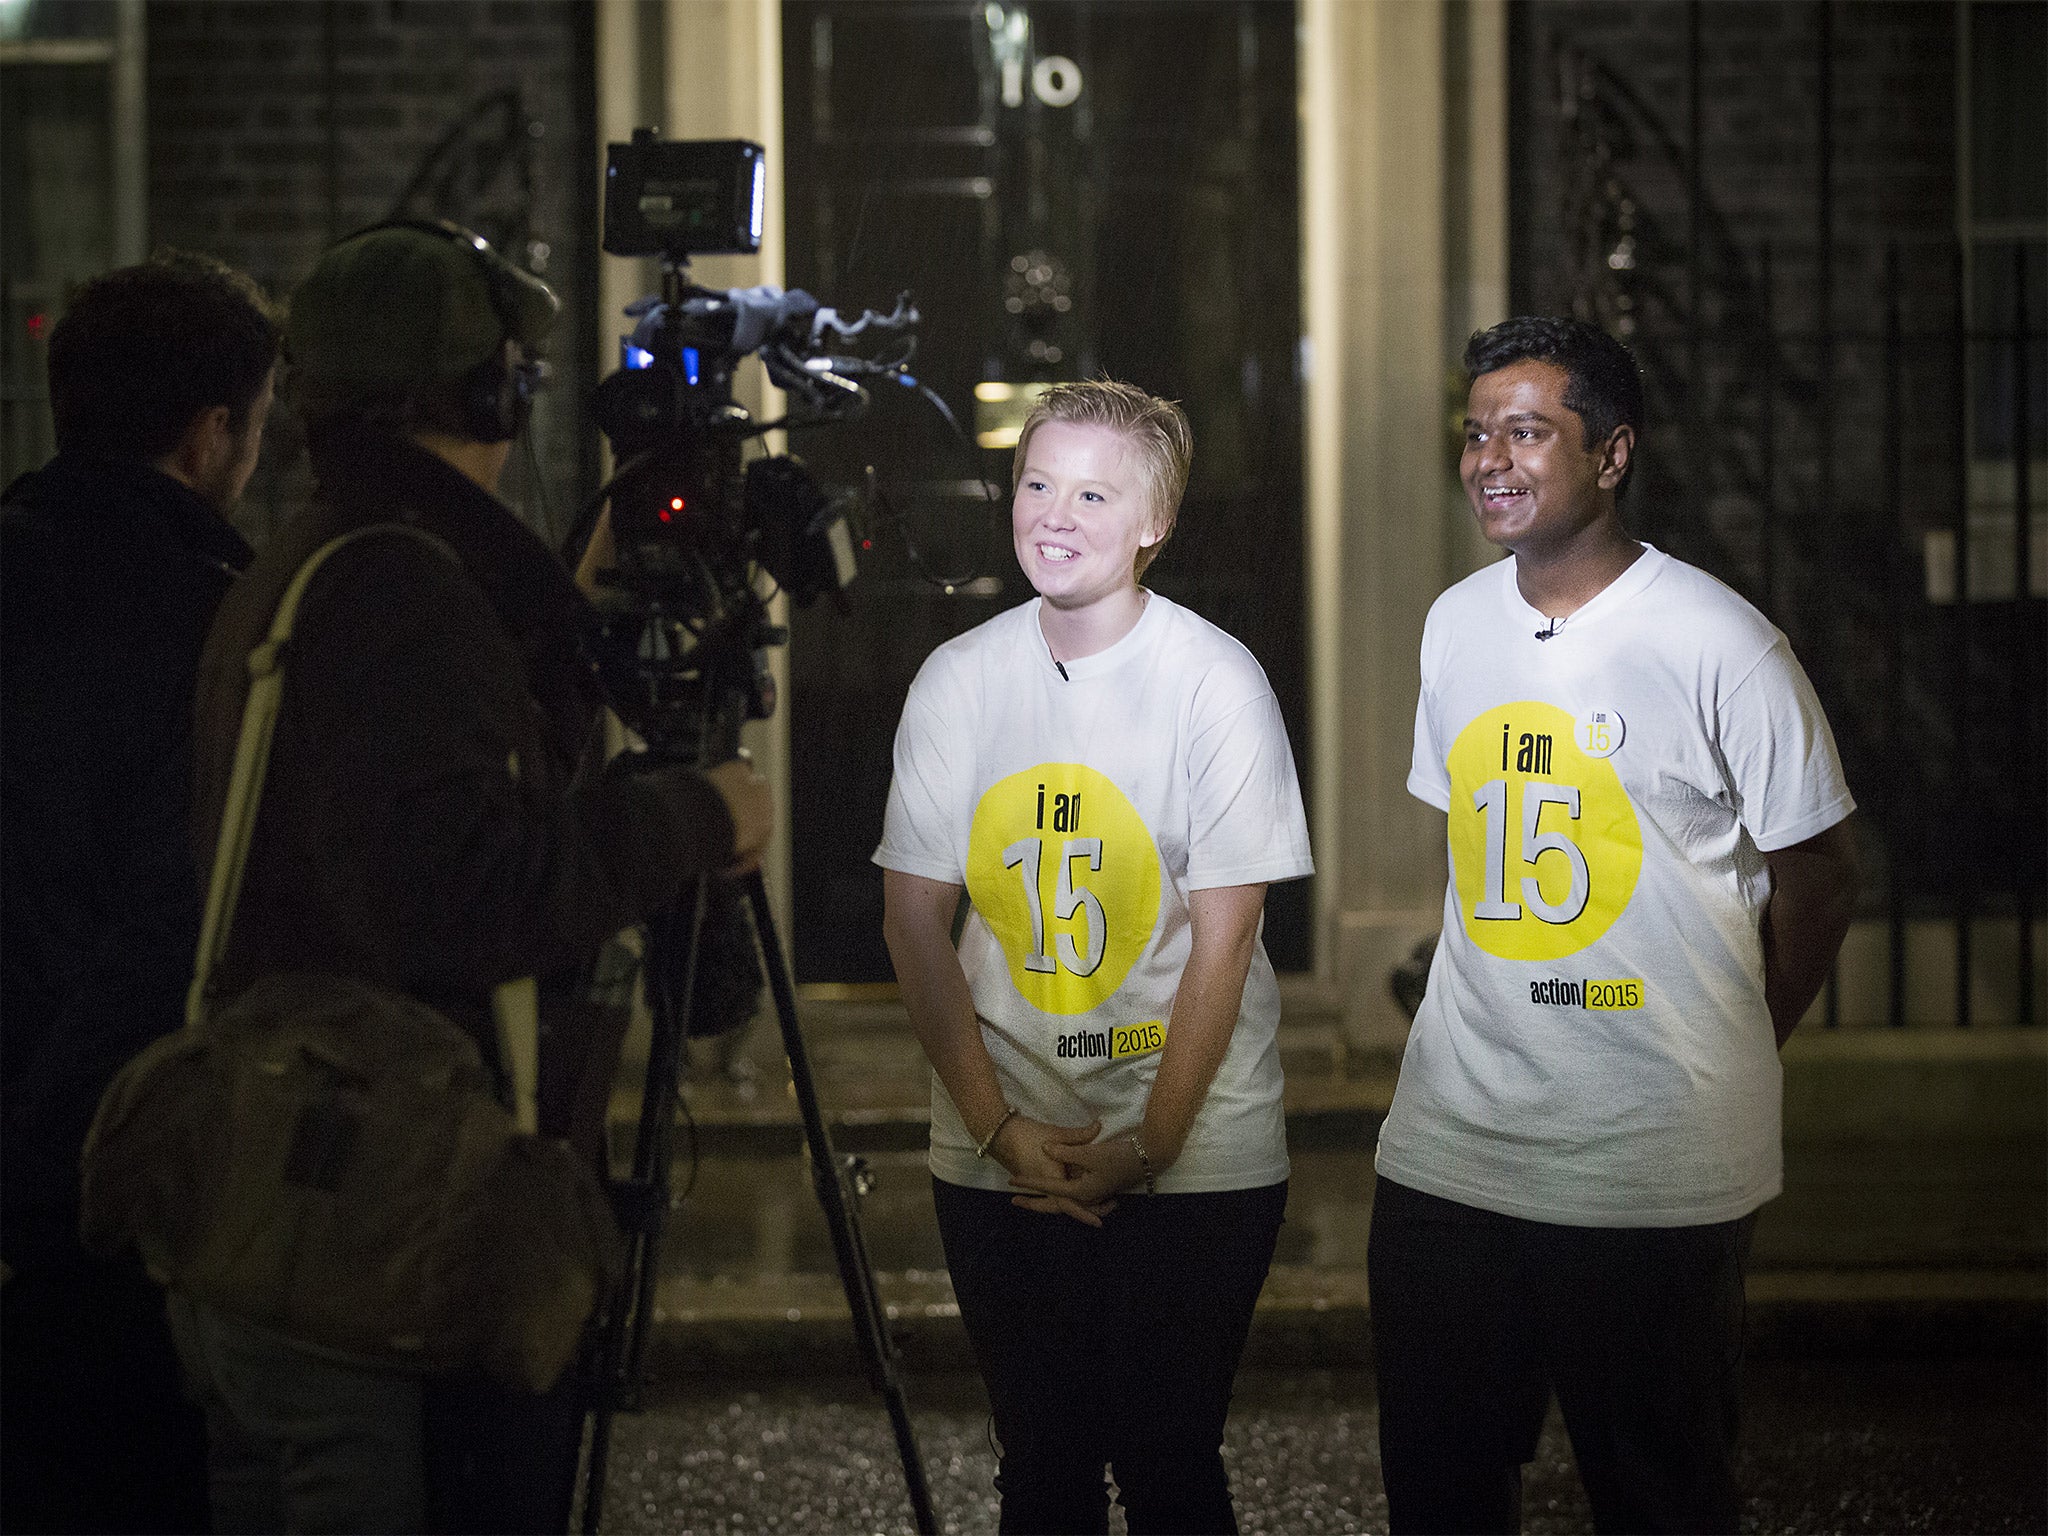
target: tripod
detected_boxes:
[577,847,938,1534]
[571,250,936,1525]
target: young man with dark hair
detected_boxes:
[45,252,283,473]
[173,221,772,1534]
[1,251,282,1534]
[1370,316,1860,1534]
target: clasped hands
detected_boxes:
[993,1114,1149,1228]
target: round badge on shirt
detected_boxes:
[1575,707,1626,758]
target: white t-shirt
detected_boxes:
[1378,546,1855,1227]
[875,592,1314,1193]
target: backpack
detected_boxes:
[80,524,621,1392]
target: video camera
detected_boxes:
[583,130,921,758]
[577,132,941,1536]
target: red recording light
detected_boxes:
[670,497,685,511]
[26,312,48,341]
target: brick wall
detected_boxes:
[1506,1,2007,907]
[146,0,599,547]
[1512,0,1958,332]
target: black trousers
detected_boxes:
[1367,1176,1754,1536]
[934,1176,1287,1536]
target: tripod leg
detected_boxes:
[741,873,939,1536]
[581,881,713,1535]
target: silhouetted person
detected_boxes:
[2,252,282,1534]
[174,219,771,1534]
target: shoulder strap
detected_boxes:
[185,520,545,1135]
[186,523,457,1028]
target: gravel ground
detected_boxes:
[593,1358,2046,1535]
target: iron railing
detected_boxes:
[1542,10,2046,1028]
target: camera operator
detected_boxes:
[176,220,771,1535]
[1,252,280,1534]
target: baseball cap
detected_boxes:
[286,220,558,421]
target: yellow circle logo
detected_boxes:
[965,764,1162,1015]
[1445,701,1643,961]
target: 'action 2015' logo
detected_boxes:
[1530,976,1646,1010]
[1055,1020,1166,1060]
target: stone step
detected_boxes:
[638,1263,2048,1378]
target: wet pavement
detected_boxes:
[623,1005,2046,1375]
[593,1359,2048,1535]
[581,1003,2048,1532]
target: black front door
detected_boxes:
[784,0,1307,981]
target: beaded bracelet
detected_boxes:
[1127,1131,1157,1195]
[975,1105,1018,1159]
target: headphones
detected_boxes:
[338,216,546,444]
